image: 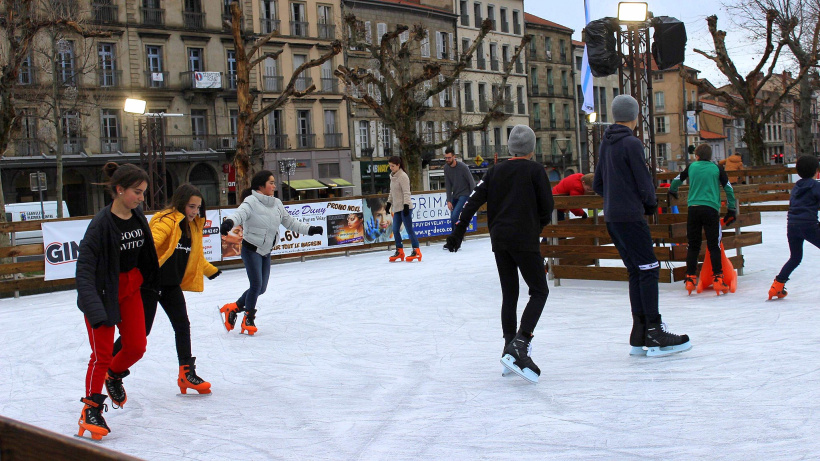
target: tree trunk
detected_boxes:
[795,76,813,157]
[0,85,14,226]
[745,119,767,166]
[51,32,65,218]
[231,1,254,193]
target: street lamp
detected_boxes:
[278,158,297,201]
[361,147,375,194]
[556,138,572,176]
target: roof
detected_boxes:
[572,40,585,47]
[364,0,453,14]
[699,98,726,108]
[699,130,727,140]
[701,109,733,120]
[524,12,573,32]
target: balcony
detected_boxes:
[91,3,118,24]
[543,153,573,167]
[62,138,86,155]
[179,71,224,90]
[98,69,122,87]
[518,102,526,114]
[320,77,338,93]
[476,57,486,70]
[504,100,514,114]
[324,133,343,148]
[318,23,335,39]
[474,16,482,28]
[515,61,523,74]
[100,137,126,153]
[490,59,499,71]
[534,119,542,130]
[560,53,567,64]
[290,21,308,37]
[562,86,569,96]
[531,84,539,95]
[564,120,571,129]
[15,139,45,156]
[264,75,283,92]
[267,134,288,150]
[165,135,220,151]
[527,50,537,61]
[550,119,556,129]
[183,11,205,30]
[141,7,164,26]
[479,99,489,112]
[294,76,313,92]
[460,14,469,26]
[514,23,521,35]
[465,99,475,112]
[227,73,237,90]
[144,71,169,88]
[296,133,315,148]
[490,20,497,31]
[261,18,281,34]
[547,84,554,95]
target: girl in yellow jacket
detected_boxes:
[113,184,220,394]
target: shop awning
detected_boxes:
[319,178,354,188]
[283,179,328,191]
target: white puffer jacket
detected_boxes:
[228,191,311,255]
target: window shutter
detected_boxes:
[421,30,430,57]
[434,121,440,143]
[438,75,445,107]
[377,23,387,44]
[365,21,372,44]
[400,31,409,44]
[449,33,454,60]
[436,31,443,59]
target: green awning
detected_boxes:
[284,179,328,191]
[320,178,354,188]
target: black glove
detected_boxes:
[444,223,467,252]
[308,226,324,236]
[724,209,737,226]
[208,269,222,280]
[403,204,410,216]
[220,219,234,236]
[580,211,588,219]
[668,190,679,200]
[643,203,657,216]
[385,203,391,214]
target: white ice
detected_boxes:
[1,211,819,460]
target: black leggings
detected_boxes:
[686,206,722,276]
[494,250,549,339]
[113,285,192,365]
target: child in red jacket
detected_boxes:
[552,173,594,220]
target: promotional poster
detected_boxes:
[272,199,365,255]
[41,219,91,281]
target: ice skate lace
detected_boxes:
[660,323,681,337]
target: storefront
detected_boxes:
[359,160,391,195]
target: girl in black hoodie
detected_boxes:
[75,162,159,441]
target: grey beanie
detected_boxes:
[508,125,536,156]
[612,94,639,122]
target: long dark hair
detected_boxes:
[388,156,406,173]
[160,184,206,236]
[240,170,275,201]
[98,162,149,199]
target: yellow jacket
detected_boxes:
[149,209,219,292]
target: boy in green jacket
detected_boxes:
[669,144,737,294]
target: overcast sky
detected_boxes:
[523,0,780,86]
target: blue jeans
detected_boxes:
[393,209,420,249]
[777,223,820,281]
[237,243,271,312]
[451,195,469,226]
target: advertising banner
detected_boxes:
[42,219,91,281]
[274,199,364,254]
[202,210,221,263]
[362,192,477,244]
[194,71,222,89]
[219,208,243,261]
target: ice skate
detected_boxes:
[389,248,405,262]
[684,275,697,295]
[104,369,129,409]
[240,309,258,335]
[501,331,540,383]
[645,317,692,357]
[768,279,787,300]
[77,394,110,441]
[219,302,241,332]
[178,357,211,395]
[405,248,422,262]
[712,273,729,296]
[629,314,647,356]
[502,334,515,376]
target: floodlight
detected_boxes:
[124,98,147,114]
[617,2,648,22]
[588,112,598,123]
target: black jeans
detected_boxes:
[606,220,659,320]
[777,222,820,281]
[113,285,192,365]
[686,206,722,276]
[494,249,549,339]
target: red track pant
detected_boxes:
[84,269,147,396]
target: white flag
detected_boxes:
[581,0,595,114]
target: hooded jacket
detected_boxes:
[552,173,587,217]
[592,123,657,222]
[787,178,820,224]
[76,205,160,327]
[719,154,744,183]
[227,191,311,255]
[149,209,219,292]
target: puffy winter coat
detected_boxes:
[387,169,412,209]
[719,154,744,184]
[76,205,159,327]
[552,173,586,217]
[149,209,219,292]
[227,191,311,255]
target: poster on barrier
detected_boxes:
[202,209,221,262]
[273,199,364,255]
[219,208,243,261]
[362,193,478,244]
[42,219,91,281]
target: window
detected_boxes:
[98,43,117,87]
[502,45,509,65]
[474,3,482,28]
[100,109,120,152]
[358,120,370,149]
[318,5,332,39]
[561,71,568,92]
[575,55,582,71]
[655,91,665,109]
[227,50,237,89]
[57,40,76,85]
[536,138,542,156]
[188,47,203,72]
[599,87,607,117]
[380,123,391,153]
[321,60,334,92]
[559,39,566,60]
[653,73,663,81]
[19,54,34,85]
[324,110,337,133]
[530,68,538,87]
[364,21,372,44]
[425,121,435,143]
[191,109,208,149]
[487,4,495,30]
[377,23,387,44]
[545,37,552,60]
[61,111,82,153]
[146,45,164,87]
[657,143,668,158]
[421,30,431,58]
[229,109,238,135]
[318,163,340,178]
[460,0,469,25]
[437,31,451,60]
[290,2,307,37]
[613,87,619,99]
[655,116,667,133]
[297,110,312,147]
[293,53,307,90]
[533,103,540,121]
[423,80,432,107]
[462,38,471,64]
[500,8,508,32]
[512,10,520,35]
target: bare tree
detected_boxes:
[687,10,820,165]
[226,1,342,192]
[336,15,530,191]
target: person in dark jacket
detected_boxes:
[592,94,691,358]
[769,155,820,299]
[75,162,159,441]
[444,147,476,226]
[444,124,553,383]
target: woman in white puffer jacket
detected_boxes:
[218,170,323,335]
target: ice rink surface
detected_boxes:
[1,212,818,460]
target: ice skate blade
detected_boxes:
[500,354,539,384]
[645,342,692,357]
[178,390,212,396]
[629,346,647,356]
[75,430,107,442]
[502,365,513,377]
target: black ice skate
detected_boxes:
[502,333,515,377]
[629,314,646,356]
[501,331,540,383]
[105,369,129,408]
[644,316,692,357]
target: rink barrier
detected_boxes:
[0,191,489,296]
[0,415,143,460]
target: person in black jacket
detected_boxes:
[592,94,691,358]
[75,162,159,441]
[444,124,553,383]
